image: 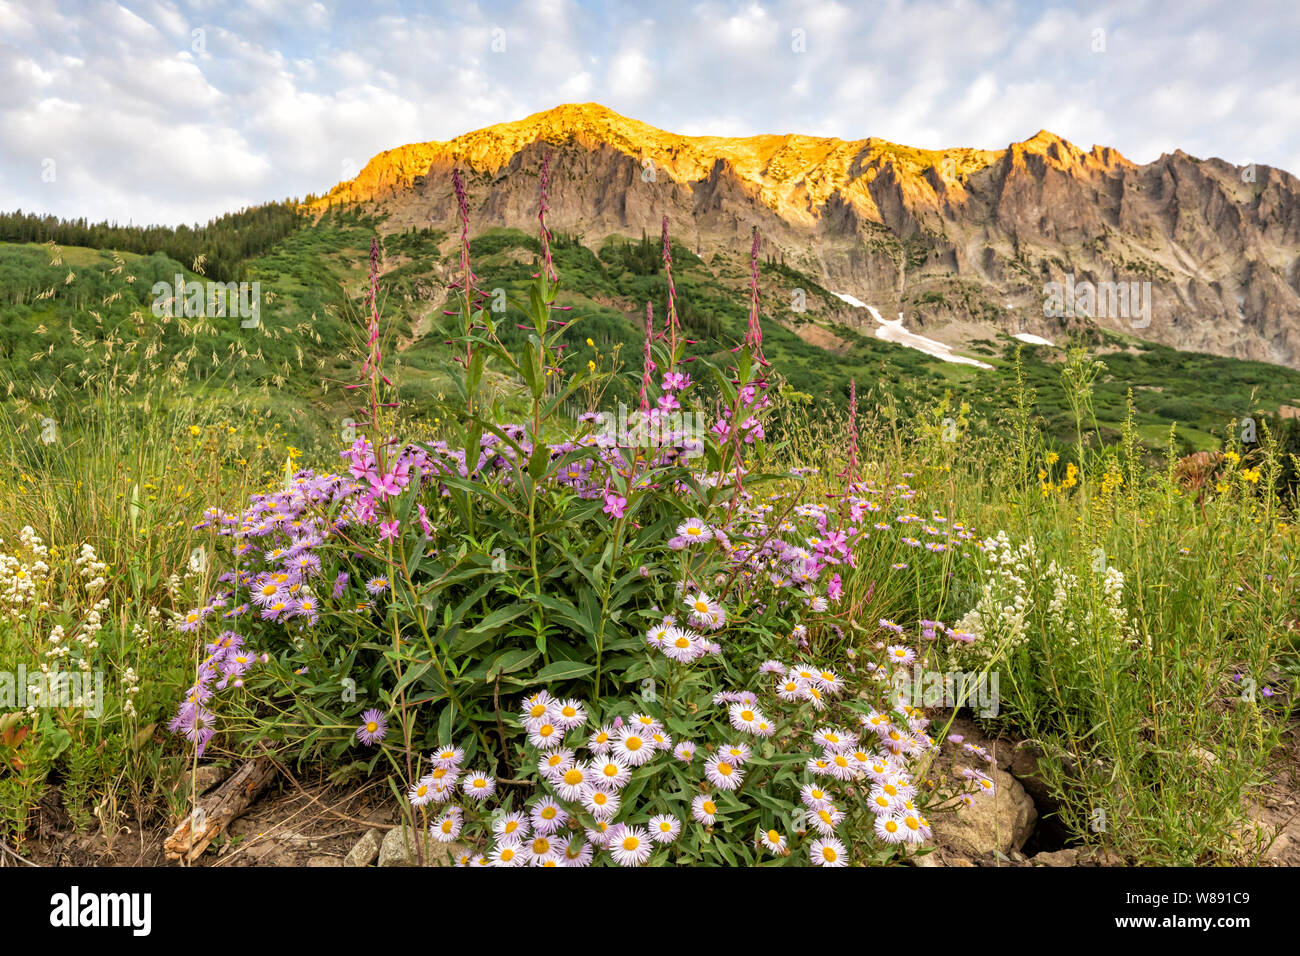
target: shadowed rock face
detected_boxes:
[314,103,1300,369]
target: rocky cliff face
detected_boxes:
[313,103,1300,368]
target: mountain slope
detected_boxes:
[312,103,1300,370]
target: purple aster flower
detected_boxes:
[356,709,388,746]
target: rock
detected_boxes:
[1030,848,1079,867]
[377,823,465,867]
[191,764,230,796]
[344,828,383,867]
[1079,847,1125,866]
[306,856,338,867]
[930,718,1037,858]
[1008,741,1056,811]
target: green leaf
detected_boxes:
[532,660,595,682]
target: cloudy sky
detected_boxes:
[2,0,1296,225]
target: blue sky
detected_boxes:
[2,0,1297,225]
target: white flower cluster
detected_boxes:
[958,531,1136,662]
[75,542,108,590]
[955,531,1033,663]
[1046,560,1135,650]
[121,665,141,718]
[0,526,51,620]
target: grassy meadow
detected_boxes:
[0,208,1297,867]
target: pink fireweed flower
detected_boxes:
[602,490,627,520]
[355,709,387,746]
[378,520,400,541]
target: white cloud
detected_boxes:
[1,0,1295,225]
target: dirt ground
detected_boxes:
[4,725,1298,868]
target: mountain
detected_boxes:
[312,102,1300,370]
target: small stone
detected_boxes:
[345,828,383,867]
[378,824,465,867]
[191,765,229,795]
[306,856,338,867]
[1192,747,1219,768]
[1030,848,1079,867]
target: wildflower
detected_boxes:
[432,809,463,842]
[409,775,436,806]
[462,772,496,800]
[527,720,564,750]
[728,702,765,734]
[524,835,563,867]
[364,576,389,595]
[490,842,524,867]
[685,591,725,629]
[609,825,654,866]
[810,837,848,867]
[530,797,568,834]
[553,698,587,730]
[590,755,632,789]
[563,840,594,867]
[676,518,714,543]
[355,708,387,746]
[691,794,719,825]
[588,725,615,752]
[649,815,681,844]
[432,745,465,769]
[673,741,697,763]
[581,786,620,819]
[705,755,744,790]
[603,490,627,520]
[612,728,655,766]
[493,813,530,842]
[758,829,787,855]
[874,813,906,844]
